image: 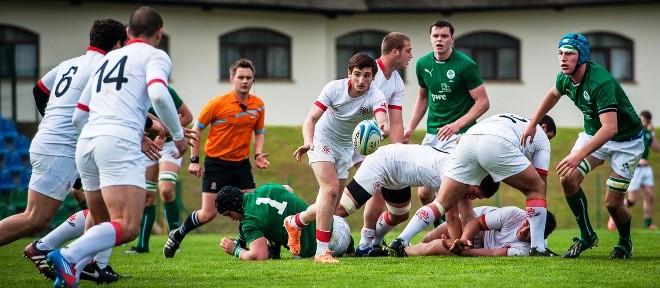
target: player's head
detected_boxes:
[429,20,454,36]
[128,6,163,38]
[640,110,652,126]
[558,33,590,67]
[479,174,500,199]
[544,211,557,239]
[539,114,557,140]
[214,186,244,215]
[382,32,411,55]
[347,52,377,76]
[229,58,256,78]
[89,18,127,53]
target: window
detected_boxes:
[219,28,291,80]
[584,32,633,81]
[335,30,406,81]
[0,25,38,79]
[455,32,520,80]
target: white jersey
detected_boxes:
[30,47,106,157]
[373,58,404,109]
[466,113,551,174]
[314,78,387,148]
[78,40,171,145]
[354,143,449,193]
[479,206,530,256]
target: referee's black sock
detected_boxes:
[176,211,203,241]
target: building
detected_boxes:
[1,0,658,131]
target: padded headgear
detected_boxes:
[479,174,500,199]
[558,33,590,66]
[215,186,244,214]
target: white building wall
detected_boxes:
[1,2,658,127]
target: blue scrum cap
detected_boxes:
[558,33,590,66]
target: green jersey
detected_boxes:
[555,62,642,140]
[641,129,653,159]
[416,50,484,134]
[240,183,317,258]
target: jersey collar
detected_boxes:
[87,46,106,55]
[126,38,149,46]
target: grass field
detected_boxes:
[1,229,659,287]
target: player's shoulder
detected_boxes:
[416,52,436,65]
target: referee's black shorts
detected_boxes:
[201,157,256,193]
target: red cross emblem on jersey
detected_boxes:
[372,182,381,190]
[358,107,369,115]
[323,146,331,154]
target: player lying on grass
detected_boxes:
[215,184,352,260]
[401,206,557,257]
[285,143,499,257]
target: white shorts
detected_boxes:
[628,165,654,191]
[143,141,183,167]
[28,153,79,201]
[350,148,364,167]
[307,139,353,179]
[445,134,531,184]
[572,132,644,179]
[421,133,460,152]
[76,136,146,191]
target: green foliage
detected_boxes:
[178,126,660,233]
[1,229,659,287]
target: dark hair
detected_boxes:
[479,175,500,199]
[129,6,163,37]
[539,115,557,136]
[348,53,377,76]
[214,186,244,214]
[381,32,410,55]
[640,110,652,121]
[544,211,557,239]
[230,58,256,77]
[429,20,454,35]
[89,18,126,53]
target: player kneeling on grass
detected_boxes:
[215,184,352,260]
[401,206,557,257]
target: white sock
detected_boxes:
[527,204,548,251]
[60,222,121,264]
[397,204,440,245]
[359,228,375,248]
[373,212,395,246]
[39,209,87,250]
[93,248,113,269]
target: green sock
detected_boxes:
[164,200,180,232]
[565,188,597,241]
[644,218,652,228]
[136,205,156,250]
[433,215,446,228]
[615,216,632,250]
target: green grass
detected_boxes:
[178,126,660,233]
[1,229,659,287]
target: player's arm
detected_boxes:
[455,247,509,256]
[453,84,490,130]
[649,122,660,152]
[388,107,404,143]
[457,198,476,229]
[522,87,562,146]
[220,236,268,261]
[177,103,194,127]
[445,206,463,241]
[404,87,429,143]
[374,108,390,139]
[294,104,324,161]
[33,82,50,117]
[72,78,94,131]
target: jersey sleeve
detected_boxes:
[254,98,265,134]
[555,72,569,96]
[314,81,336,111]
[530,140,551,175]
[415,58,427,88]
[240,219,265,244]
[462,62,484,91]
[195,99,218,129]
[371,89,388,115]
[594,79,618,114]
[482,208,506,230]
[39,66,58,94]
[389,73,405,109]
[168,86,184,109]
[146,49,171,88]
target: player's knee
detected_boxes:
[417,187,434,205]
[560,174,581,193]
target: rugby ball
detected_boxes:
[352,119,381,155]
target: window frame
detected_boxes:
[454,31,520,81]
[583,31,634,82]
[219,28,291,81]
[335,30,406,81]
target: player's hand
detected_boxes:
[141,135,162,160]
[293,144,313,162]
[437,122,460,141]
[183,127,198,147]
[557,153,582,178]
[189,162,203,177]
[521,123,536,147]
[440,234,453,251]
[146,118,167,139]
[402,128,413,144]
[639,158,648,166]
[171,138,188,159]
[255,153,270,169]
[220,237,237,256]
[449,239,473,255]
[153,135,165,149]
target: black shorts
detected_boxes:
[202,157,256,193]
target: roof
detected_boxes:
[65,0,660,16]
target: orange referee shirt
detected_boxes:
[196,91,265,161]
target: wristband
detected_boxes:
[233,246,243,258]
[254,153,262,160]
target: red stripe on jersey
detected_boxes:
[480,214,489,229]
[314,101,328,111]
[147,79,167,87]
[37,80,51,95]
[374,108,387,114]
[87,46,106,55]
[526,198,547,208]
[377,58,385,71]
[126,38,148,46]
[388,105,403,111]
[76,103,90,112]
[535,168,548,176]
